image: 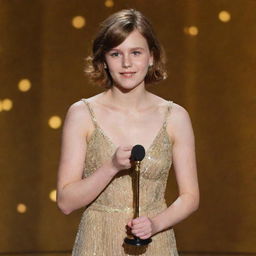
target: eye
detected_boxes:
[109,52,119,57]
[132,51,142,56]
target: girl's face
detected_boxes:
[105,29,153,91]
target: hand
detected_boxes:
[111,145,133,173]
[127,216,156,240]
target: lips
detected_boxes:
[119,72,136,78]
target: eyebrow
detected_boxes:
[110,47,145,51]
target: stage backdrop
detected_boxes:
[0,0,255,255]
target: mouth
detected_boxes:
[119,72,136,78]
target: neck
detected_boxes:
[103,84,149,111]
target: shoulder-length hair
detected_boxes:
[85,9,167,89]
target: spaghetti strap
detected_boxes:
[163,100,173,128]
[81,98,98,127]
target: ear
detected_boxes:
[149,52,154,66]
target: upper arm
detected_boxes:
[167,104,199,201]
[57,100,92,195]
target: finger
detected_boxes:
[121,145,133,151]
[134,230,150,238]
[123,161,132,169]
[134,231,145,237]
[133,227,150,235]
[136,216,148,222]
[127,220,132,227]
[140,234,151,240]
[132,226,149,233]
[124,151,133,159]
[131,221,147,228]
[132,217,148,226]
[131,218,141,225]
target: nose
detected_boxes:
[122,54,132,68]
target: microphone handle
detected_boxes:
[135,160,141,218]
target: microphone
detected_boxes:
[130,144,145,161]
[124,144,152,246]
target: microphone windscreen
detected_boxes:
[131,145,145,161]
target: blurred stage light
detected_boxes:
[72,16,86,29]
[105,0,114,7]
[219,11,231,22]
[18,79,31,92]
[49,189,57,202]
[17,203,27,213]
[48,115,62,129]
[2,98,13,111]
[184,26,199,36]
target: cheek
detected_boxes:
[136,56,150,67]
[136,60,150,73]
[106,59,119,72]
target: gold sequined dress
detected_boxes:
[71,98,179,256]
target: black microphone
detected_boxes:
[130,145,145,161]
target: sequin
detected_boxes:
[71,99,179,256]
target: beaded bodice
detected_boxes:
[81,98,173,215]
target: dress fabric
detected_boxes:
[71,98,179,256]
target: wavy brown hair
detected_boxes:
[85,9,167,88]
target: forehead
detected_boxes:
[112,29,149,50]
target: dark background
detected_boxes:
[0,0,255,255]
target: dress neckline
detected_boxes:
[83,98,172,157]
[96,121,166,158]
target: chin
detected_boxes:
[113,79,145,91]
[116,83,143,92]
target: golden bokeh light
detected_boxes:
[72,16,86,29]
[219,10,231,23]
[49,189,57,202]
[17,203,27,213]
[0,100,2,112]
[48,115,62,129]
[105,0,114,7]
[184,26,199,36]
[18,79,31,92]
[2,98,13,111]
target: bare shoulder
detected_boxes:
[146,92,188,118]
[167,102,194,143]
[147,93,171,108]
[63,99,94,137]
[170,102,191,121]
[66,99,89,122]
